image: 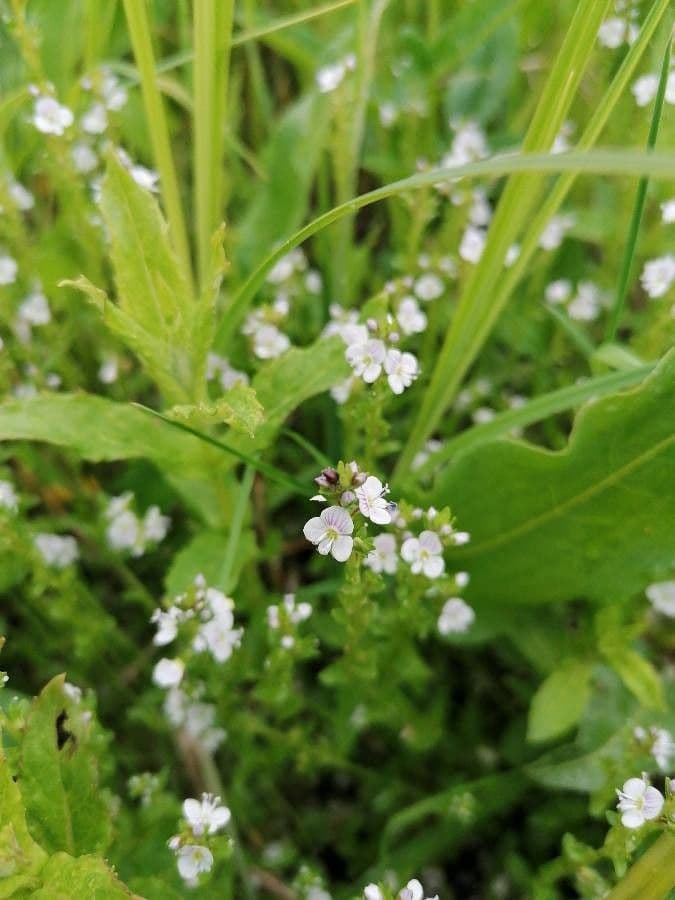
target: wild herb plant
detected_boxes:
[0,0,674,897]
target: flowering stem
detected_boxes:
[219,465,255,594]
[606,832,675,900]
[122,0,194,291]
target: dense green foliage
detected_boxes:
[0,1,674,898]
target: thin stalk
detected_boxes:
[606,832,675,900]
[545,304,596,359]
[133,404,308,496]
[193,0,235,290]
[232,0,358,47]
[122,0,193,290]
[219,465,255,593]
[215,147,675,346]
[606,36,671,341]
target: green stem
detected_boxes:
[193,0,234,290]
[606,832,675,900]
[219,465,255,593]
[605,35,671,342]
[122,0,193,291]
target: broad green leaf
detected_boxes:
[436,351,675,606]
[527,660,593,743]
[31,852,137,899]
[165,528,257,596]
[0,747,46,895]
[18,675,113,856]
[167,383,264,437]
[0,394,219,477]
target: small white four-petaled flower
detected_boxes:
[616,775,664,828]
[355,476,391,525]
[401,531,445,578]
[303,506,354,562]
[183,793,231,836]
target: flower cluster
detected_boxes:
[340,311,420,397]
[646,580,675,617]
[267,593,313,649]
[303,462,396,563]
[597,1,640,50]
[168,793,231,885]
[206,353,249,391]
[364,877,439,900]
[104,492,170,557]
[545,278,607,322]
[33,532,79,569]
[640,254,675,300]
[151,575,243,669]
[316,53,356,94]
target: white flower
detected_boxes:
[443,120,488,166]
[438,598,475,635]
[253,324,290,359]
[32,96,74,135]
[316,57,354,93]
[641,255,675,299]
[183,793,231,836]
[598,17,627,48]
[34,533,79,568]
[198,616,242,663]
[469,189,492,227]
[545,279,572,305]
[384,349,419,395]
[472,406,496,425]
[364,886,384,900]
[305,270,322,294]
[0,254,18,285]
[81,103,108,134]
[330,376,355,405]
[72,142,98,173]
[365,533,398,575]
[98,356,119,384]
[129,164,159,192]
[413,273,444,301]
[101,71,128,110]
[18,291,51,326]
[646,581,675,617]
[651,728,675,771]
[151,607,182,646]
[356,476,391,525]
[8,181,34,210]
[152,657,184,688]
[396,297,427,335]
[539,214,573,250]
[632,74,658,107]
[346,338,386,383]
[63,682,82,702]
[400,879,439,900]
[568,281,602,321]
[401,531,445,578]
[661,199,675,224]
[459,225,486,263]
[176,844,213,881]
[143,505,170,543]
[303,505,354,562]
[106,509,141,553]
[616,776,664,828]
[0,480,19,512]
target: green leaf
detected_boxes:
[18,675,113,856]
[165,528,256,595]
[600,646,664,710]
[31,852,138,899]
[0,748,46,895]
[245,336,349,450]
[435,351,675,606]
[167,382,264,437]
[527,660,593,743]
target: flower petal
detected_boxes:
[331,535,353,562]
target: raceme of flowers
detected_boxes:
[104,492,170,558]
[168,792,232,885]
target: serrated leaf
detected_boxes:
[436,351,675,606]
[18,675,113,856]
[167,382,264,437]
[0,747,46,893]
[31,852,137,899]
[527,660,593,743]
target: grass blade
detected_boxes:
[133,404,309,496]
[122,0,193,291]
[605,34,672,341]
